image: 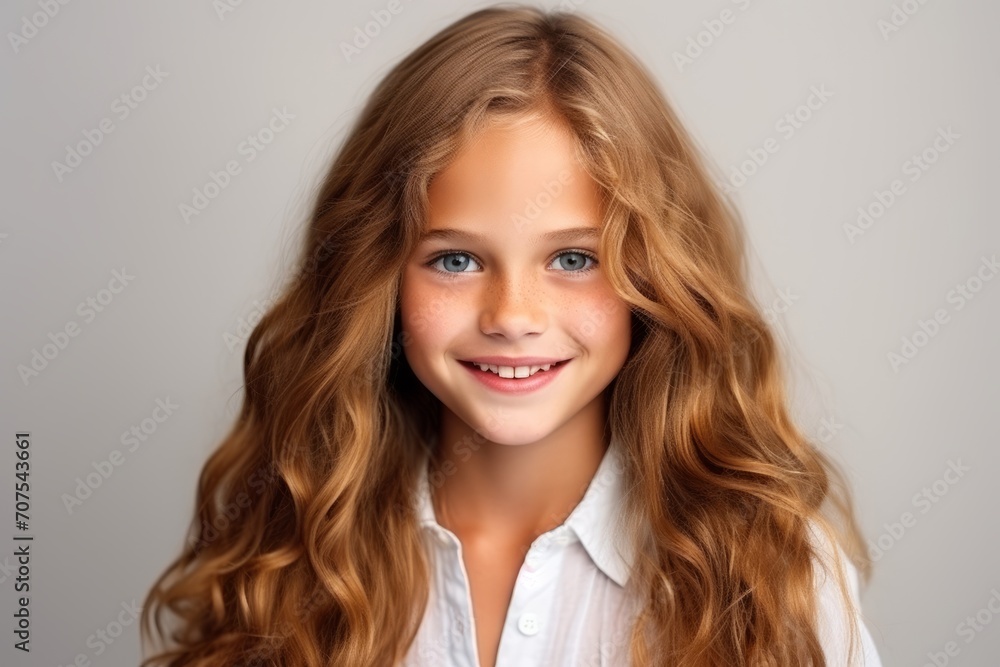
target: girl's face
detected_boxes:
[399,113,632,446]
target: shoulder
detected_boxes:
[806,518,884,667]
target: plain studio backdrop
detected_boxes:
[1,0,998,665]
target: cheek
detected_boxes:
[399,266,465,356]
[570,289,632,360]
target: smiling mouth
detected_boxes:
[459,359,571,378]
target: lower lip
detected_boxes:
[460,360,571,394]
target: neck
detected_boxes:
[430,397,610,547]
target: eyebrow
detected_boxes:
[418,226,601,243]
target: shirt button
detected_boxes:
[517,612,540,636]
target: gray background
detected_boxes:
[1,0,997,665]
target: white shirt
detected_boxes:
[402,438,883,666]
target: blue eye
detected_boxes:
[425,250,599,277]
[549,251,596,272]
[429,252,483,273]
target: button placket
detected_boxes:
[493,528,575,663]
[512,541,552,635]
[522,535,553,590]
[524,546,543,571]
[521,573,539,592]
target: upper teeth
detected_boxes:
[472,363,555,378]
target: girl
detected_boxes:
[141,5,883,666]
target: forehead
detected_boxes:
[424,114,604,235]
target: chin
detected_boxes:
[463,413,562,447]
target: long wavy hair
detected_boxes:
[140,4,873,665]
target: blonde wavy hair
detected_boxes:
[140,4,873,665]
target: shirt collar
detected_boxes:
[415,436,636,587]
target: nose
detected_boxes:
[479,271,547,339]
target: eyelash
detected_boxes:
[425,249,600,279]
